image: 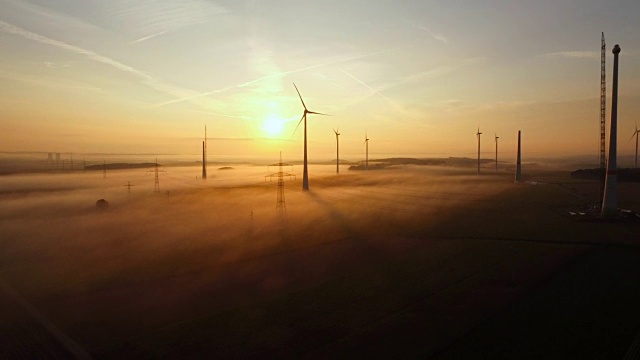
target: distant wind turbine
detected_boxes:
[333,128,340,174]
[364,131,370,170]
[494,133,499,171]
[476,127,482,175]
[631,124,640,168]
[292,83,329,191]
[515,130,522,182]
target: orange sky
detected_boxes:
[1,0,639,161]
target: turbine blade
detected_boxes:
[292,113,305,135]
[293,83,307,110]
[307,111,330,116]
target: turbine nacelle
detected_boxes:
[292,83,330,135]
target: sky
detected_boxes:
[1,0,639,161]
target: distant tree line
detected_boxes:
[571,168,640,182]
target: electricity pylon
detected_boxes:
[265,152,295,212]
[147,159,166,193]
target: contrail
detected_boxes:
[417,25,449,44]
[0,20,153,81]
[0,20,202,103]
[340,69,397,106]
[151,48,396,108]
[130,31,167,44]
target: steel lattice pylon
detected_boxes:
[148,159,166,193]
[266,152,295,211]
[599,32,606,203]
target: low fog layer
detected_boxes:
[1,164,638,356]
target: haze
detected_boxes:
[2,1,640,358]
[1,0,640,159]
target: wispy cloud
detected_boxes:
[0,69,103,92]
[541,51,599,59]
[109,0,228,37]
[4,0,104,32]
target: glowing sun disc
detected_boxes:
[262,115,285,137]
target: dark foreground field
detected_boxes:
[1,165,639,358]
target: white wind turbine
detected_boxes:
[364,131,370,170]
[494,133,499,171]
[292,83,329,191]
[476,127,482,175]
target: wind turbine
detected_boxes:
[364,131,370,170]
[333,128,340,174]
[292,83,329,191]
[476,127,482,175]
[631,124,640,168]
[494,133,499,171]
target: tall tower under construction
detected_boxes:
[599,32,607,203]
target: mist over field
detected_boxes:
[1,160,640,358]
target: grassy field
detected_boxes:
[1,164,639,358]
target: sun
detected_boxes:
[261,115,285,137]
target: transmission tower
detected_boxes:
[599,32,606,203]
[148,159,166,193]
[265,152,295,211]
[124,181,134,194]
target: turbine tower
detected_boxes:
[154,159,160,192]
[599,32,607,204]
[333,128,340,174]
[292,83,329,191]
[631,124,639,168]
[515,130,522,182]
[476,127,482,175]
[202,125,207,180]
[601,44,621,218]
[364,131,370,170]
[494,133,499,171]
